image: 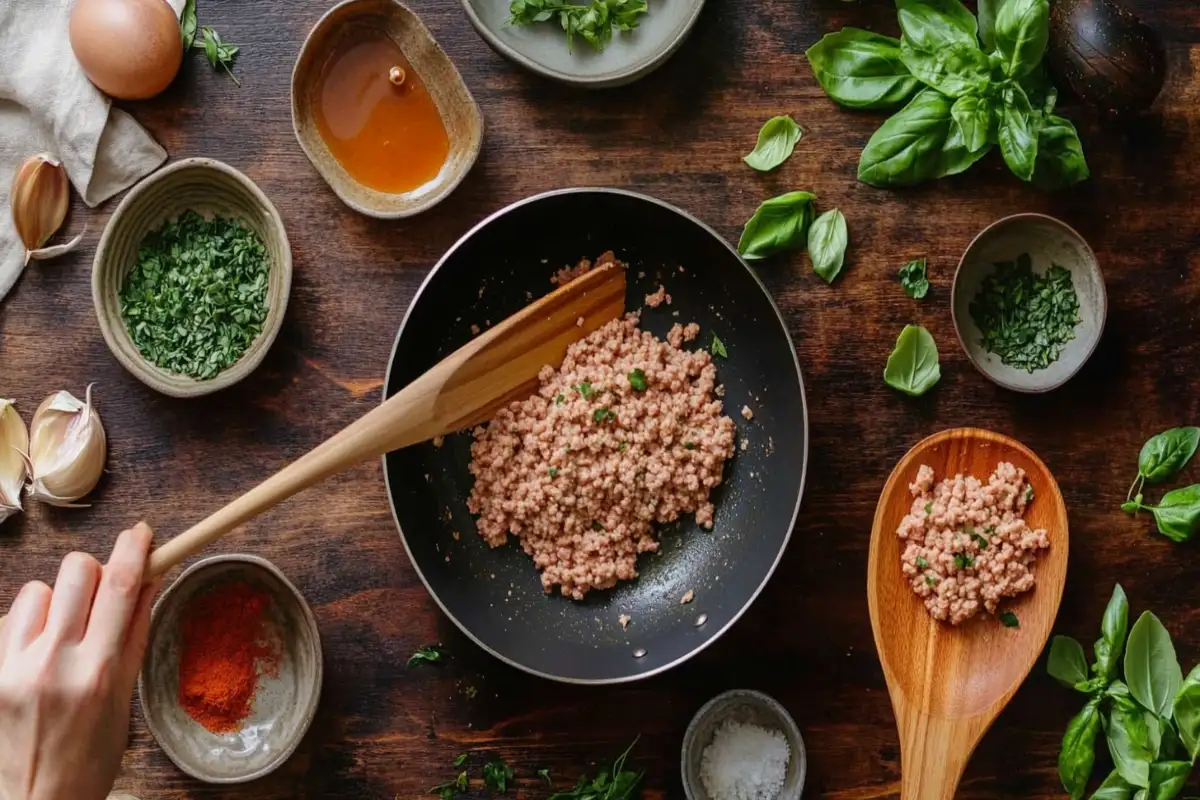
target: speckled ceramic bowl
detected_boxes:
[681,689,806,800]
[138,554,323,784]
[952,213,1106,393]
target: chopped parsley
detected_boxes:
[591,521,603,531]
[483,760,514,792]
[573,381,596,399]
[593,407,616,423]
[548,467,559,478]
[915,556,929,568]
[953,552,974,570]
[999,611,1020,628]
[925,576,937,586]
[627,368,647,392]
[924,501,933,515]
[711,333,728,358]
[1025,484,1035,503]
[407,644,444,668]
[970,531,989,549]
[554,393,565,405]
[618,442,627,452]
[684,441,696,450]
[985,525,996,534]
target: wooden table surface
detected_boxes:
[2,0,1198,797]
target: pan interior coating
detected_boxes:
[383,189,807,683]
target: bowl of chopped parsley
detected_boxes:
[92,158,292,398]
[952,213,1106,393]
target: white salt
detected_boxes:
[699,719,789,800]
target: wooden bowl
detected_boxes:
[952,213,1106,393]
[291,0,484,218]
[138,554,323,784]
[91,158,292,398]
[867,429,1068,798]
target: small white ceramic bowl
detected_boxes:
[681,689,806,800]
[952,213,1106,393]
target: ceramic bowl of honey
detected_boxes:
[291,0,484,218]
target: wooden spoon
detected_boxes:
[145,262,626,578]
[867,428,1069,800]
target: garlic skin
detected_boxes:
[26,385,107,507]
[10,153,84,265]
[0,399,29,523]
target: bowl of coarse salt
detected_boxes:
[682,689,806,800]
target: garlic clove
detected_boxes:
[26,384,107,507]
[10,153,80,265]
[0,399,29,523]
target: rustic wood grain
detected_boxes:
[0,0,1197,797]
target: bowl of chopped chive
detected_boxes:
[92,158,292,398]
[952,213,1106,393]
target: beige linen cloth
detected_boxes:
[0,0,187,302]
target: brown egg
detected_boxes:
[69,0,183,100]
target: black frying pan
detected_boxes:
[383,189,807,683]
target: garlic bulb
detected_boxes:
[10,153,84,265]
[0,400,29,523]
[26,385,107,507]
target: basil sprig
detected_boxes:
[1123,428,1200,542]
[744,116,802,172]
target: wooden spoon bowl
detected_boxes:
[867,428,1069,800]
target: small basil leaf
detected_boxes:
[898,258,929,299]
[1049,636,1090,688]
[896,0,979,52]
[1107,700,1154,788]
[951,94,994,153]
[1150,485,1200,543]
[999,83,1039,182]
[807,208,848,283]
[737,191,816,260]
[1090,769,1136,800]
[1138,428,1200,485]
[180,0,198,49]
[1059,697,1102,800]
[744,115,803,172]
[900,39,992,98]
[1172,665,1200,762]
[805,28,921,110]
[1148,761,1190,800]
[994,0,1050,78]
[858,89,954,187]
[883,324,941,397]
[1094,584,1130,682]
[1125,611,1183,719]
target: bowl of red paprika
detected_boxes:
[138,554,323,783]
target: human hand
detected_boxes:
[0,524,163,800]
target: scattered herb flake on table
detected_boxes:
[119,210,269,380]
[407,643,444,667]
[484,760,514,792]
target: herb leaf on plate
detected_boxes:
[858,88,954,187]
[744,116,803,172]
[805,29,920,110]
[807,208,848,283]
[408,643,444,668]
[992,0,1050,79]
[898,258,930,299]
[737,191,816,260]
[883,324,941,397]
[1124,611,1182,719]
[508,0,648,52]
[1058,697,1102,799]
[1049,635,1090,688]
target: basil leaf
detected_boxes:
[1033,114,1091,191]
[1090,769,1136,800]
[1148,761,1190,800]
[977,0,1002,51]
[935,113,992,178]
[1060,697,1102,800]
[1125,611,1182,719]
[999,83,1039,182]
[858,89,953,187]
[951,94,994,153]
[1151,485,1200,543]
[1107,699,1154,788]
[737,191,816,260]
[993,0,1050,78]
[1138,428,1200,485]
[1094,584,1130,683]
[807,208,848,283]
[1049,636,1090,688]
[180,0,198,49]
[744,116,803,172]
[1172,665,1200,762]
[1021,65,1059,115]
[883,324,941,397]
[898,258,929,299]
[805,29,921,110]
[899,39,992,98]
[896,0,978,52]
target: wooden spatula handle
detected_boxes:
[898,711,972,800]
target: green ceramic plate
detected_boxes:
[460,0,704,88]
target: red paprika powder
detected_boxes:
[178,580,281,733]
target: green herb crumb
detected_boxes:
[627,368,648,392]
[711,333,728,359]
[916,556,929,568]
[999,611,1020,628]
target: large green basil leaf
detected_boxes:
[1108,699,1154,788]
[806,29,921,110]
[998,83,1039,181]
[994,0,1050,78]
[1125,611,1183,719]
[1148,761,1190,800]
[1091,770,1136,800]
[1061,697,1103,799]
[899,38,992,98]
[1033,114,1090,190]
[737,192,816,260]
[1172,665,1200,762]
[978,0,1002,51]
[744,116,803,172]
[1151,486,1200,543]
[1138,428,1200,485]
[858,89,953,187]
[1050,636,1091,689]
[807,208,849,283]
[951,94,994,152]
[883,324,940,396]
[896,0,978,52]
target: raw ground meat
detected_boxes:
[467,304,736,599]
[897,462,1049,625]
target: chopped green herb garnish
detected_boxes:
[592,521,603,531]
[711,333,728,359]
[999,611,1020,628]
[684,442,696,450]
[618,442,627,452]
[924,501,933,515]
[953,552,974,570]
[1025,484,1035,503]
[985,525,996,534]
[549,467,559,477]
[508,0,648,53]
[555,393,565,405]
[408,644,444,668]
[593,407,616,423]
[916,556,929,568]
[453,753,468,767]
[970,531,989,549]
[627,368,647,392]
[573,382,596,399]
[484,760,514,792]
[925,576,937,586]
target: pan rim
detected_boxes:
[381,187,809,684]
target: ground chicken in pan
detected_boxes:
[897,462,1049,625]
[467,310,736,599]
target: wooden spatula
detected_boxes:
[867,428,1069,799]
[145,262,626,578]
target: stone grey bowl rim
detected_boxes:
[458,0,706,89]
[681,688,806,800]
[951,212,1107,394]
[137,553,323,785]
